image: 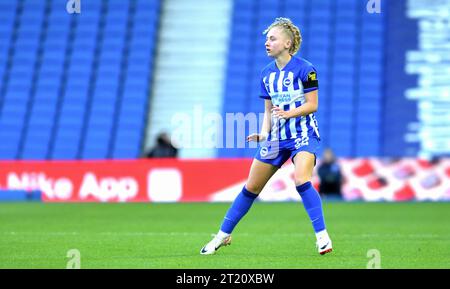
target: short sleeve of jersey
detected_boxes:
[259,78,270,99]
[259,70,271,99]
[300,65,319,93]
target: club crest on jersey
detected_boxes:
[283,78,292,87]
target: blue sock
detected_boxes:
[220,186,258,234]
[296,182,326,233]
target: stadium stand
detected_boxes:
[0,0,160,160]
[0,0,384,160]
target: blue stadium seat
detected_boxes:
[310,8,331,20]
[52,135,81,159]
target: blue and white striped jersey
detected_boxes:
[260,56,320,141]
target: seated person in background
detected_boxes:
[145,132,178,158]
[317,148,342,198]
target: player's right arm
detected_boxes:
[247,99,272,142]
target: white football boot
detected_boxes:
[316,231,333,255]
[200,234,232,255]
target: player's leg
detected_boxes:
[219,159,278,233]
[293,150,332,255]
[200,159,278,255]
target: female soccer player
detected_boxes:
[200,18,332,255]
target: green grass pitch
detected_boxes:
[0,202,449,268]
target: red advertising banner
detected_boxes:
[0,158,449,202]
[0,159,252,202]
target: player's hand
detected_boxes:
[271,106,291,120]
[246,133,267,142]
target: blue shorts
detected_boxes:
[255,136,320,168]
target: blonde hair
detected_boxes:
[263,17,302,55]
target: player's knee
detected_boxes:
[244,184,263,194]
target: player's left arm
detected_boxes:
[271,89,318,119]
